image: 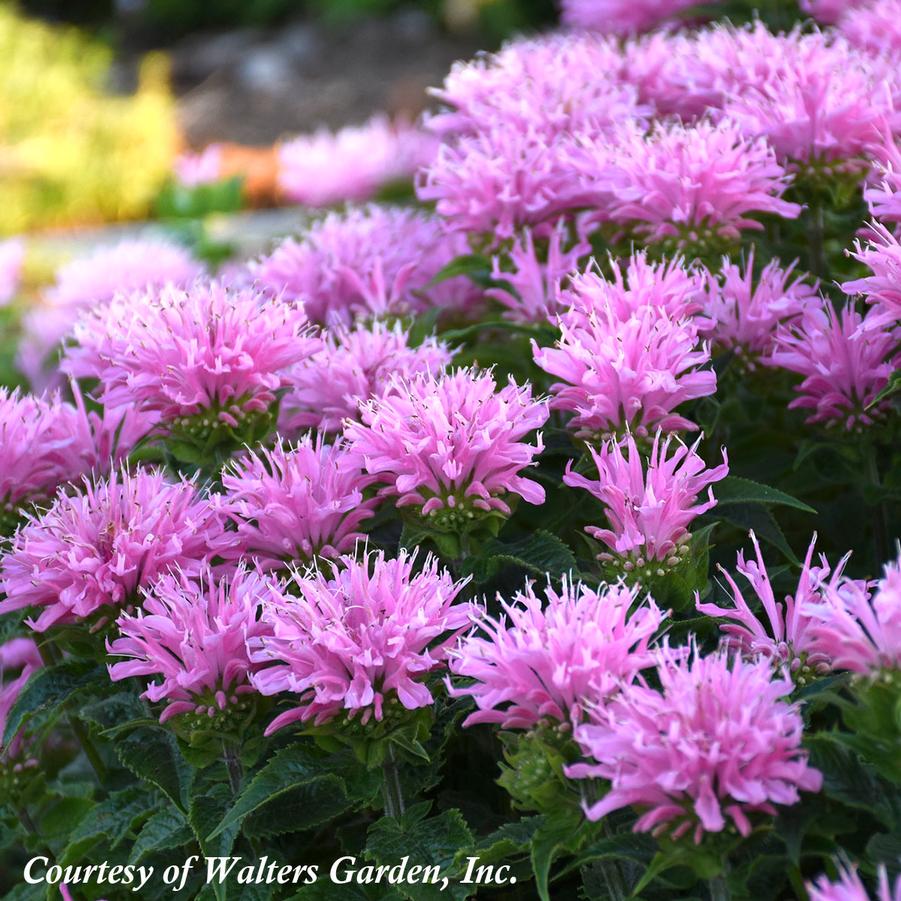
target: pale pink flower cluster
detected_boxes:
[865,135,901,227]
[770,301,898,430]
[344,368,548,527]
[805,551,901,675]
[838,1,901,57]
[449,578,665,728]
[844,223,901,327]
[564,432,728,572]
[566,646,823,841]
[254,205,478,324]
[64,281,317,431]
[0,637,42,760]
[0,239,23,307]
[174,145,223,187]
[809,864,901,901]
[249,550,473,732]
[278,116,437,207]
[801,0,864,24]
[0,468,225,632]
[218,436,378,570]
[560,0,712,35]
[108,565,272,723]
[281,321,453,434]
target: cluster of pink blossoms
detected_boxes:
[844,223,901,328]
[809,864,901,901]
[560,0,714,35]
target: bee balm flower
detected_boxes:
[843,223,901,328]
[560,0,712,35]
[809,864,901,901]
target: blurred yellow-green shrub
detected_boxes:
[0,5,178,235]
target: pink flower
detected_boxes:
[697,531,855,676]
[533,284,716,438]
[174,144,223,187]
[448,577,666,729]
[254,205,479,324]
[564,432,728,571]
[108,564,272,723]
[838,1,901,57]
[249,549,473,732]
[63,281,317,434]
[278,115,436,207]
[0,468,226,632]
[0,239,23,307]
[0,637,42,760]
[280,321,453,434]
[804,551,901,675]
[864,134,901,227]
[560,0,713,35]
[575,119,800,249]
[344,368,548,526]
[800,0,865,24]
[701,251,819,362]
[217,435,379,570]
[565,645,823,841]
[19,239,201,390]
[809,864,901,901]
[770,300,898,430]
[487,223,589,324]
[844,223,901,328]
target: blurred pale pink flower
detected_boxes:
[278,116,436,207]
[174,144,223,187]
[254,205,479,324]
[19,238,201,390]
[844,222,901,327]
[698,531,856,676]
[865,134,901,227]
[838,1,901,56]
[344,368,548,526]
[560,0,713,35]
[64,281,317,433]
[805,550,901,675]
[280,320,453,434]
[0,637,42,760]
[250,549,473,731]
[809,864,901,901]
[564,432,728,571]
[218,435,378,570]
[566,645,822,841]
[449,577,665,728]
[701,251,819,363]
[800,0,865,24]
[770,301,898,429]
[108,564,272,723]
[0,239,23,307]
[0,468,225,632]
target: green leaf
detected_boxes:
[190,781,238,901]
[61,788,154,864]
[462,530,577,584]
[129,806,193,865]
[453,817,541,871]
[426,254,492,288]
[869,369,901,407]
[115,725,193,813]
[715,475,816,514]
[530,814,593,901]
[715,504,800,565]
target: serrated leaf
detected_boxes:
[869,369,901,407]
[715,504,800,565]
[61,788,153,865]
[129,806,192,865]
[715,475,816,514]
[190,782,238,901]
[530,814,593,901]
[453,817,540,871]
[462,530,577,584]
[115,725,192,813]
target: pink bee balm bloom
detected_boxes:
[843,223,901,328]
[809,864,901,901]
[564,432,728,571]
[838,1,901,57]
[800,0,865,24]
[174,144,223,187]
[0,637,42,760]
[0,239,23,307]
[278,115,436,207]
[770,301,898,430]
[63,281,317,434]
[533,294,716,438]
[250,549,473,731]
[697,531,856,677]
[804,551,901,675]
[448,577,666,729]
[217,435,379,570]
[254,205,478,324]
[108,564,272,723]
[280,321,453,435]
[578,119,800,249]
[344,368,548,527]
[701,251,819,363]
[565,645,823,841]
[19,238,201,390]
[0,468,226,632]
[864,135,901,228]
[560,0,713,35]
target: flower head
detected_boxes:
[278,116,436,207]
[809,864,901,901]
[174,145,223,187]
[254,205,478,324]
[697,531,855,677]
[560,0,710,35]
[449,577,665,729]
[344,368,548,528]
[0,637,42,760]
[217,435,378,570]
[0,239,23,307]
[250,549,473,731]
[280,321,453,435]
[64,281,317,440]
[804,550,901,675]
[839,1,901,57]
[770,300,898,430]
[843,222,901,328]
[800,0,864,24]
[0,468,225,632]
[564,432,728,571]
[108,564,272,724]
[566,645,822,841]
[864,134,901,228]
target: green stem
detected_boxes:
[222,741,243,796]
[382,744,406,820]
[16,805,54,859]
[864,444,889,564]
[807,200,827,279]
[709,866,731,901]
